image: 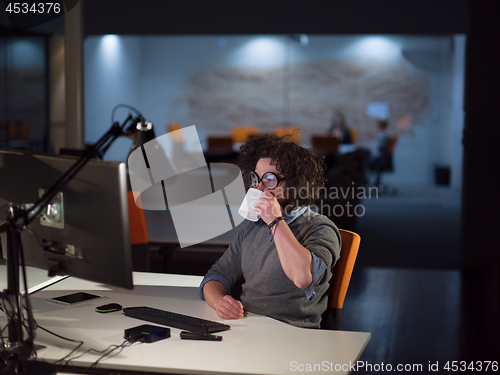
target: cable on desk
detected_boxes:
[0,317,16,371]
[0,315,12,373]
[0,292,24,369]
[33,321,84,365]
[0,246,40,364]
[36,318,139,372]
[2,298,83,368]
[56,338,138,373]
[83,339,137,374]
[1,295,12,368]
[3,291,35,343]
[18,307,140,373]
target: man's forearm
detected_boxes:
[202,280,227,309]
[272,220,313,288]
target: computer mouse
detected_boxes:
[95,303,122,313]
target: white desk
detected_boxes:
[1,267,370,374]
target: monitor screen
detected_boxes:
[0,149,133,290]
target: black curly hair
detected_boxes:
[238,133,326,207]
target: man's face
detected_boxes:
[254,157,289,206]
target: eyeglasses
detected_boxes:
[249,171,285,190]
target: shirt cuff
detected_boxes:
[199,275,231,301]
[301,253,327,301]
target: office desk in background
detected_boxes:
[1,267,370,375]
[145,209,242,272]
[145,209,242,246]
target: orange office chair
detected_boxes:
[167,122,181,132]
[167,122,185,142]
[127,191,151,272]
[349,128,358,144]
[2,122,31,149]
[8,123,30,140]
[274,127,301,143]
[321,229,361,330]
[231,125,259,143]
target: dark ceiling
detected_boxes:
[83,0,468,35]
[0,0,469,36]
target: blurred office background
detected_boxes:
[1,0,498,372]
[82,34,464,190]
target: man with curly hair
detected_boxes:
[199,134,341,328]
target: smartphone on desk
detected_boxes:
[48,291,104,306]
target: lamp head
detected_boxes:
[127,118,156,156]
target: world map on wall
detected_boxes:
[182,56,429,144]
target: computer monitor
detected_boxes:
[0,148,133,290]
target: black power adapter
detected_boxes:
[124,324,171,343]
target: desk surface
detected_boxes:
[1,267,370,375]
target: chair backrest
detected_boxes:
[274,127,301,143]
[127,191,149,245]
[321,228,361,330]
[311,134,340,154]
[231,125,259,143]
[207,135,234,151]
[387,133,398,154]
[8,123,30,140]
[167,122,181,133]
[330,229,361,309]
[167,123,185,142]
[349,128,358,144]
[127,191,150,271]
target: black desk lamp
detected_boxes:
[98,104,156,161]
[0,104,152,375]
[126,118,155,159]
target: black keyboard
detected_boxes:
[122,306,230,334]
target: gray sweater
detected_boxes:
[200,208,341,328]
